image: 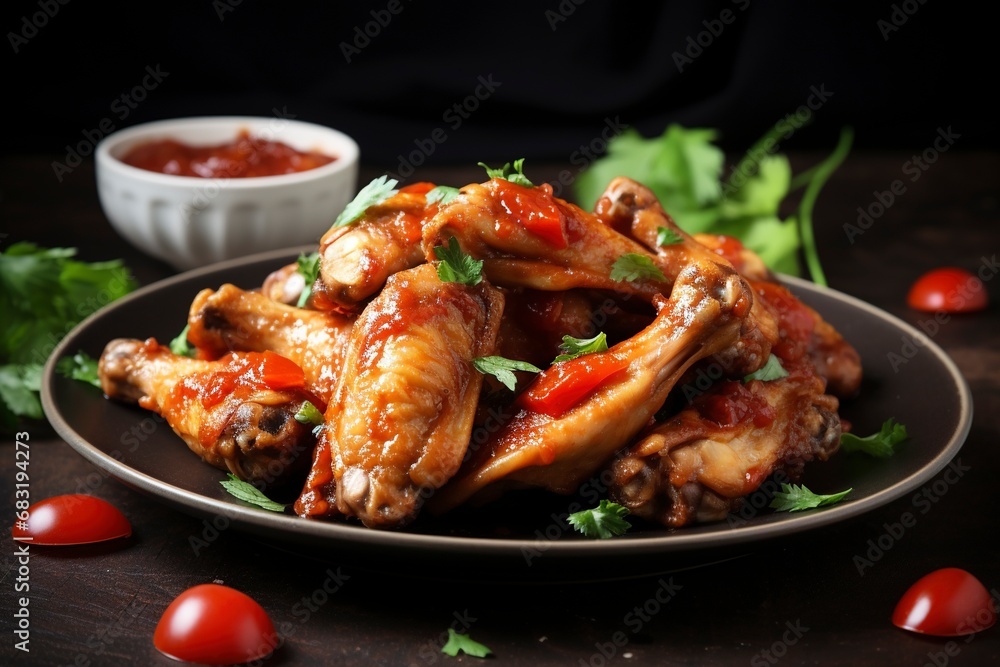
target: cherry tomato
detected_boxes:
[907,268,988,313]
[154,584,278,665]
[892,568,997,636]
[12,494,131,546]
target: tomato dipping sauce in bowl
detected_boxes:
[96,117,359,270]
[120,130,336,178]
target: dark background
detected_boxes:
[2,0,991,172]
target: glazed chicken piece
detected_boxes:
[429,259,753,513]
[693,232,862,397]
[295,263,504,528]
[421,179,675,301]
[99,338,321,487]
[609,360,841,527]
[311,183,438,313]
[186,284,353,404]
[593,176,779,376]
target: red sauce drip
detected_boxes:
[174,351,306,410]
[120,130,335,178]
[398,182,436,195]
[493,180,568,248]
[694,380,776,428]
[754,282,816,363]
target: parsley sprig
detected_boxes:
[472,356,541,391]
[478,158,533,187]
[743,354,789,383]
[567,500,632,539]
[426,185,461,205]
[295,251,321,308]
[554,332,608,363]
[220,473,288,512]
[441,629,492,658]
[656,226,684,246]
[769,484,851,512]
[332,175,398,228]
[840,418,908,458]
[169,324,195,357]
[610,253,666,283]
[433,237,483,286]
[56,351,101,388]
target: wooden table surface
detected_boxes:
[2,153,998,666]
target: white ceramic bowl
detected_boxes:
[96,116,359,270]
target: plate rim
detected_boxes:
[40,249,974,559]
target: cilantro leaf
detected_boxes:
[769,484,851,512]
[610,253,666,283]
[295,251,321,308]
[219,473,288,512]
[656,226,684,247]
[169,324,195,357]
[567,500,632,539]
[0,243,136,430]
[332,175,398,228]
[0,364,44,420]
[441,628,492,658]
[743,354,789,383]
[574,123,851,285]
[56,352,100,388]
[478,158,533,187]
[472,356,541,391]
[840,418,908,458]
[294,400,324,426]
[433,237,483,286]
[426,185,461,205]
[554,332,608,363]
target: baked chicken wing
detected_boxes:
[98,338,321,487]
[295,263,504,528]
[430,258,753,513]
[186,284,353,403]
[311,183,438,313]
[609,360,841,527]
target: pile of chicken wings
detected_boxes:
[97,175,861,531]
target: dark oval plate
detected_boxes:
[41,248,972,581]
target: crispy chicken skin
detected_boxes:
[693,232,862,398]
[594,177,778,376]
[187,284,353,403]
[312,183,438,313]
[98,338,319,487]
[295,264,505,528]
[422,179,675,300]
[429,258,753,513]
[610,361,841,527]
